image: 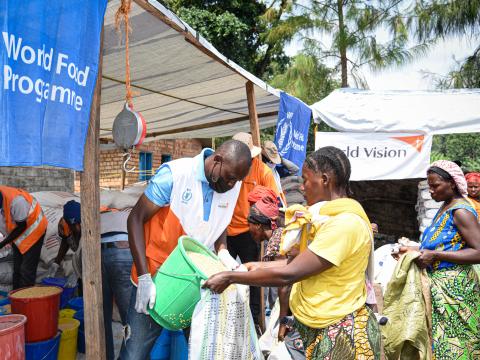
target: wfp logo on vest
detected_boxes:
[181,188,192,204]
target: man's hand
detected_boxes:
[46,263,60,278]
[135,273,156,315]
[218,249,239,270]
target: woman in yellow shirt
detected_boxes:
[204,146,380,359]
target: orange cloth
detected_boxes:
[0,186,48,254]
[227,158,280,236]
[469,197,480,215]
[131,206,185,284]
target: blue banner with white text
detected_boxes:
[274,92,312,174]
[0,0,107,170]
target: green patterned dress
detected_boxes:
[420,200,480,359]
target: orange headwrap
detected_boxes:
[466,172,480,183]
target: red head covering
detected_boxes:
[466,172,480,183]
[248,185,278,206]
[248,186,279,229]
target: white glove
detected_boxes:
[218,249,240,270]
[66,273,78,288]
[135,273,156,315]
[46,262,60,278]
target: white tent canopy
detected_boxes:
[101,0,280,141]
[312,88,480,134]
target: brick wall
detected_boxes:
[0,166,74,193]
[74,139,204,191]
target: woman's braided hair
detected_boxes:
[304,146,352,195]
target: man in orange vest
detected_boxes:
[228,133,281,329]
[119,140,252,360]
[0,186,48,289]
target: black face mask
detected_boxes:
[208,161,232,193]
[209,176,231,193]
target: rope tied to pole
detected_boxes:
[115,0,135,108]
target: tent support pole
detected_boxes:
[80,27,106,360]
[246,81,261,148]
[246,80,266,333]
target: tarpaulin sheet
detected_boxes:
[0,0,107,170]
[312,88,480,135]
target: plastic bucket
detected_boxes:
[41,277,76,309]
[59,309,76,319]
[9,286,62,342]
[67,297,83,311]
[149,236,217,330]
[25,331,60,360]
[58,318,80,360]
[0,314,27,360]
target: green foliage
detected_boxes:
[410,1,480,169]
[411,0,480,89]
[174,7,252,69]
[288,0,424,87]
[269,50,339,153]
[270,52,340,105]
[410,0,480,41]
[160,0,289,77]
[432,134,480,171]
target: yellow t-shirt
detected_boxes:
[289,199,371,329]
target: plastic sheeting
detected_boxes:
[100,0,280,141]
[312,88,480,135]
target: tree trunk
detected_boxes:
[337,0,348,87]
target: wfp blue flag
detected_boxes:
[274,92,312,174]
[0,0,107,170]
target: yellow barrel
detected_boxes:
[59,309,76,318]
[58,318,80,360]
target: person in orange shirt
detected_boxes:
[0,186,48,289]
[466,172,480,215]
[228,132,281,327]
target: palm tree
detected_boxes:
[280,0,430,87]
[410,0,480,88]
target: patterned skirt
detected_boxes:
[429,265,480,359]
[295,305,381,360]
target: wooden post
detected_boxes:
[79,27,106,360]
[246,80,266,333]
[246,81,261,148]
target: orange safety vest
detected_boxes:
[131,206,185,284]
[131,153,241,284]
[0,186,48,254]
